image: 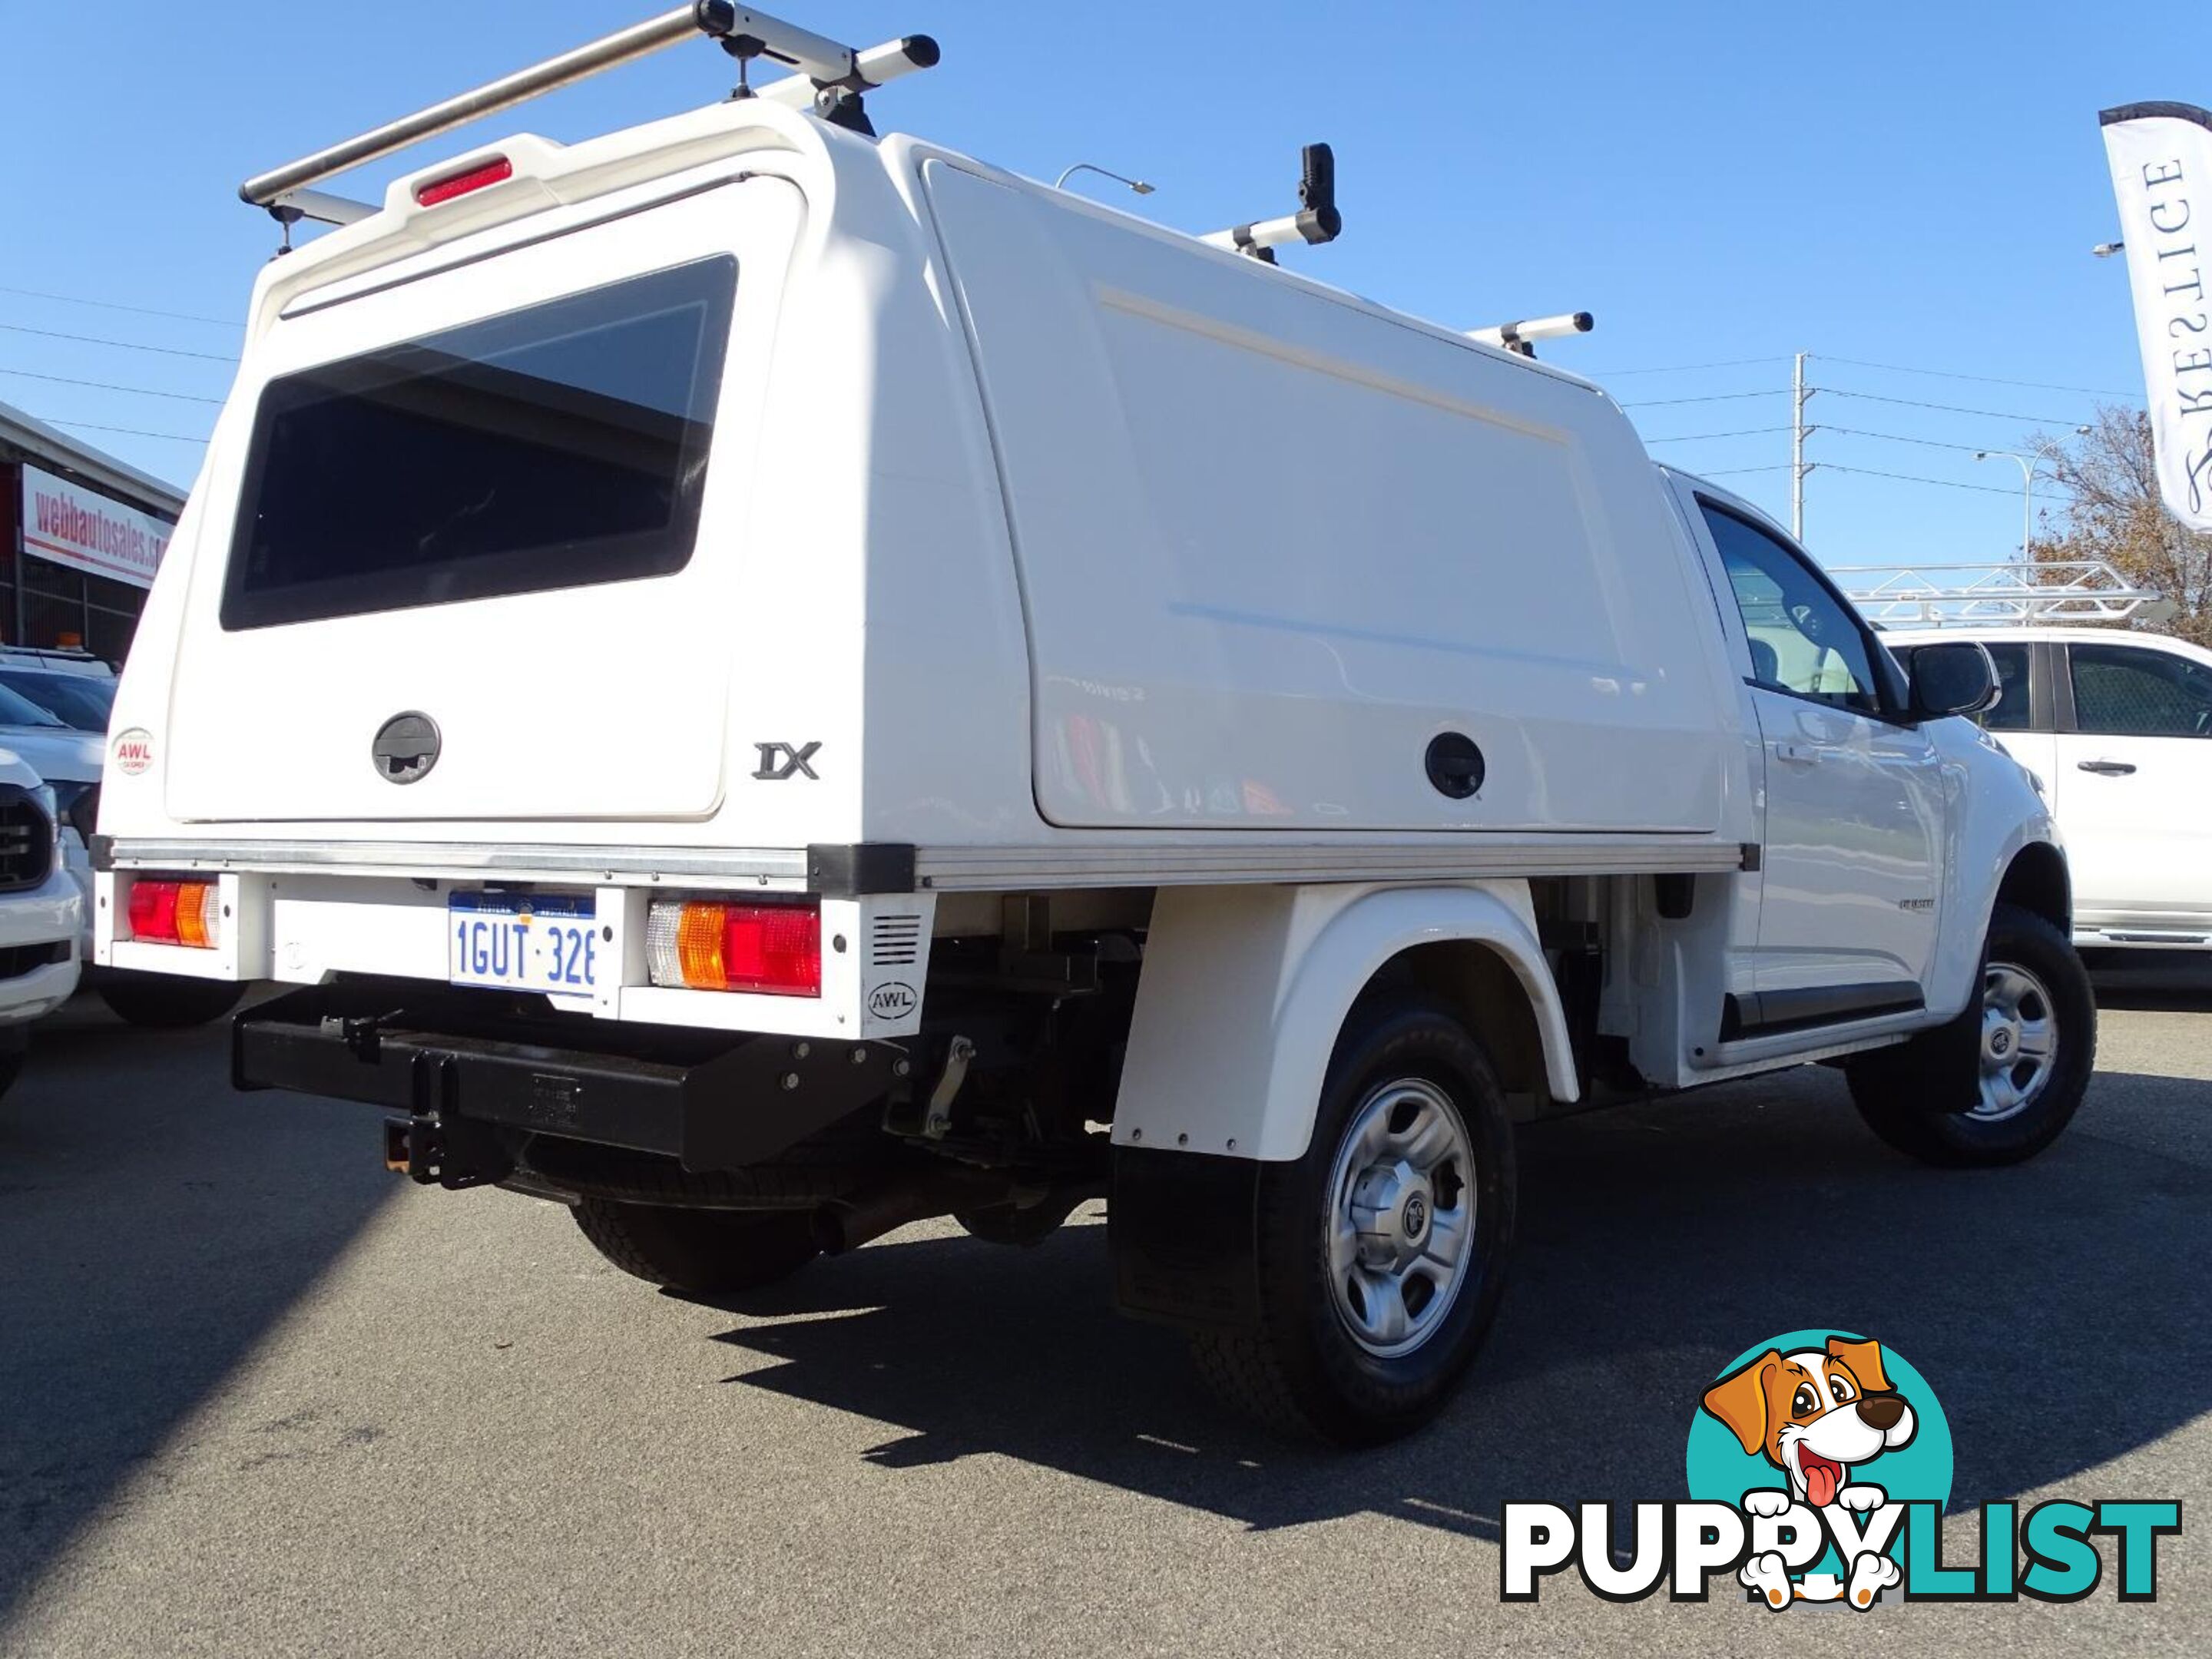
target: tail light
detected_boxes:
[645,899,820,996]
[414,156,512,207]
[127,879,220,949]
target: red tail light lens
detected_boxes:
[644,899,820,995]
[414,156,512,207]
[127,879,220,948]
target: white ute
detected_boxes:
[97,5,2095,1442]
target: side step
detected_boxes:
[233,982,909,1176]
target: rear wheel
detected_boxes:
[95,970,247,1029]
[1190,1001,1515,1445]
[1848,903,2094,1167]
[571,1198,819,1295]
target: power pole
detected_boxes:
[1790,351,1813,541]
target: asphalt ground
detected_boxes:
[3,963,2207,1656]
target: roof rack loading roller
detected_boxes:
[238,2,938,208]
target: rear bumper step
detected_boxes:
[233,982,910,1174]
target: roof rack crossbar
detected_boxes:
[1838,561,2171,627]
[238,3,938,209]
[1465,311,1594,359]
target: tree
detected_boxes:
[2028,406,2212,647]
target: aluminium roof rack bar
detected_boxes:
[238,2,937,208]
[1839,561,2170,628]
[269,188,377,228]
[1200,144,1341,263]
[1466,312,1594,359]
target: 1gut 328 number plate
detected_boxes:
[449,892,599,996]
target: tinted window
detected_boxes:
[0,671,114,732]
[1979,643,2033,731]
[2070,642,2212,737]
[224,257,736,631]
[1700,504,1879,711]
[0,681,68,728]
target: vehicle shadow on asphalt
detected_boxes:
[0,998,394,1614]
[693,1066,2210,1538]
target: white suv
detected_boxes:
[1886,626,2212,950]
[0,748,84,1098]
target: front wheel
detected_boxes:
[1848,902,2095,1167]
[1190,1001,1516,1445]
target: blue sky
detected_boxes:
[0,1,2190,574]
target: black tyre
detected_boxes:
[1848,902,2095,1167]
[95,970,247,1029]
[1190,1000,1516,1445]
[0,1048,23,1102]
[571,1197,820,1295]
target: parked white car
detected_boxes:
[0,747,84,1099]
[0,677,240,1027]
[91,3,2096,1442]
[0,681,101,933]
[1886,626,2212,951]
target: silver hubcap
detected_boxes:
[1974,959,2058,1121]
[1325,1078,1476,1359]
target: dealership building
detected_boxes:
[0,397,185,662]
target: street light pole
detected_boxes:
[1975,427,2091,561]
[1790,351,1813,540]
[1973,450,2040,560]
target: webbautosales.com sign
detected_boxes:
[18,464,171,591]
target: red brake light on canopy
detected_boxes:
[414,157,513,207]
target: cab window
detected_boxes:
[2069,642,2212,737]
[1980,643,2033,732]
[1700,504,1879,713]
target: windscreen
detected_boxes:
[0,681,68,728]
[0,671,113,731]
[222,256,736,630]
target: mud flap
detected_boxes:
[1920,970,1987,1114]
[1847,945,1985,1114]
[1109,1146,1263,1333]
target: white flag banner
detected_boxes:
[2101,102,2212,532]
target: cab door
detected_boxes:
[2050,637,2212,940]
[1688,498,1947,1024]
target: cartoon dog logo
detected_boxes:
[1701,1336,1917,1608]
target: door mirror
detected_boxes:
[1905,641,2000,720]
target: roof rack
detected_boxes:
[1838,561,2174,628]
[1199,144,1342,263]
[1465,311,1594,359]
[239,2,939,220]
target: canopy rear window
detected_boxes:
[222,256,735,630]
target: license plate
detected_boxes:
[449,892,598,995]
